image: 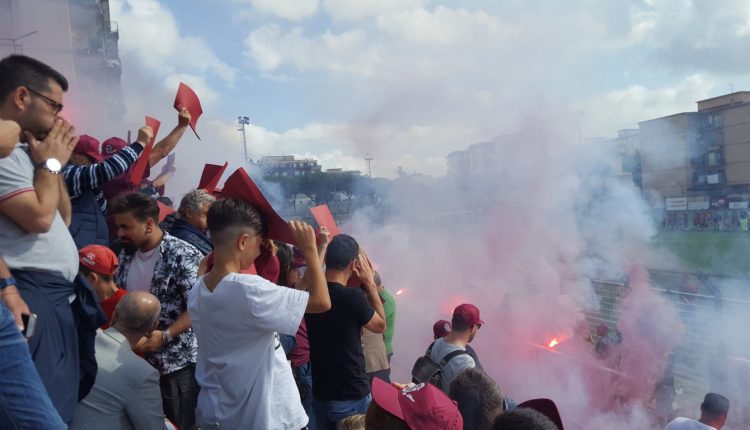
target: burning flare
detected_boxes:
[396,289,405,296]
[548,337,561,348]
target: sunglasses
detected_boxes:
[27,87,64,115]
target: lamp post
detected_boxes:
[237,116,250,164]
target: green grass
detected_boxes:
[653,230,750,276]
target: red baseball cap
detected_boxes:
[78,245,119,276]
[433,319,451,339]
[371,378,463,430]
[453,304,484,327]
[73,135,103,163]
[102,137,128,157]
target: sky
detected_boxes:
[108,0,750,180]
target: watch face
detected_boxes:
[46,158,62,172]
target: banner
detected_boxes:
[666,197,687,211]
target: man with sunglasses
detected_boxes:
[0,54,87,427]
[426,303,484,393]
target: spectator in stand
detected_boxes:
[111,192,202,430]
[63,126,152,248]
[427,304,484,393]
[306,234,387,430]
[101,109,191,203]
[0,54,95,425]
[362,272,391,383]
[78,244,127,329]
[664,392,729,430]
[493,408,559,430]
[365,377,463,430]
[449,368,507,430]
[189,198,331,429]
[363,320,390,384]
[72,292,166,430]
[168,189,215,255]
[377,272,397,363]
[0,117,66,428]
[433,319,484,370]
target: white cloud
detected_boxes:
[244,24,382,76]
[323,0,428,21]
[580,74,717,137]
[247,0,319,21]
[110,0,236,89]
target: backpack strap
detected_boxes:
[426,340,437,355]
[440,349,469,367]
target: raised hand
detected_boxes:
[25,118,78,165]
[288,220,317,253]
[177,108,191,128]
[136,125,154,148]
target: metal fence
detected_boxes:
[588,270,750,428]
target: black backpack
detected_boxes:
[411,341,468,388]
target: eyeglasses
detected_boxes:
[27,87,64,115]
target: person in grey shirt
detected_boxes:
[72,291,166,430]
[428,303,484,393]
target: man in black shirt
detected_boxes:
[305,234,386,430]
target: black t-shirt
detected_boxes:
[305,282,375,400]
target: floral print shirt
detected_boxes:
[115,232,202,375]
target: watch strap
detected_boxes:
[0,277,17,290]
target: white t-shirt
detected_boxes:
[188,273,309,430]
[126,247,160,292]
[664,417,717,430]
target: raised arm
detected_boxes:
[356,253,386,333]
[0,120,77,233]
[289,220,330,313]
[62,126,151,199]
[149,109,190,167]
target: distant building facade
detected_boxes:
[257,155,322,177]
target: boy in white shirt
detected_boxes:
[188,198,330,429]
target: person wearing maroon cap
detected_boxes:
[425,304,484,393]
[63,127,152,249]
[366,378,463,430]
[78,244,127,329]
[433,319,484,371]
[101,109,191,204]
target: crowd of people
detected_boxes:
[0,54,734,430]
[662,210,750,232]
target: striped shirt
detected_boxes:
[63,142,143,215]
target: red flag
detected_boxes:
[173,82,202,140]
[130,116,161,186]
[198,162,228,194]
[157,201,174,222]
[310,204,340,237]
[221,168,295,244]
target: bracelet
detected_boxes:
[163,329,174,344]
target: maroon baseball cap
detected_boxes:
[453,304,484,327]
[433,319,451,339]
[372,378,463,430]
[73,135,103,163]
[79,245,119,276]
[102,137,128,157]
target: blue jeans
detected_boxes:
[313,394,371,430]
[0,302,66,429]
[293,362,315,430]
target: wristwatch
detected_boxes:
[0,277,16,290]
[35,158,62,174]
[163,329,174,344]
